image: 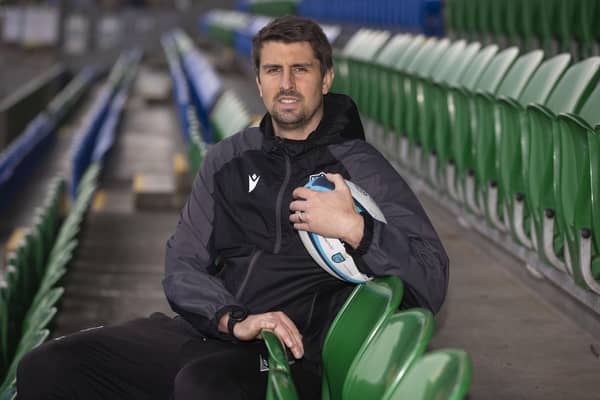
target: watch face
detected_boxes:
[230,309,246,321]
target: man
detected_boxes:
[17,16,448,399]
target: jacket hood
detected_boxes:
[260,92,365,156]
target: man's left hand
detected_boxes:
[289,173,364,249]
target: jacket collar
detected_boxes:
[260,93,365,157]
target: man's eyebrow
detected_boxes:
[260,62,315,69]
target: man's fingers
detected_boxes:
[289,200,308,212]
[292,187,316,200]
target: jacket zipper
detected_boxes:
[235,249,263,299]
[274,154,292,254]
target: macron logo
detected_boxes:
[248,173,260,193]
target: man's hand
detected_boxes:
[289,173,364,249]
[219,311,304,359]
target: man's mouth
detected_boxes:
[278,97,299,104]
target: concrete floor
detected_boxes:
[3,58,600,399]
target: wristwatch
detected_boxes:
[227,308,248,339]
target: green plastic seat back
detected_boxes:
[590,129,600,254]
[357,31,391,61]
[525,57,600,239]
[459,44,499,90]
[376,34,412,67]
[559,83,600,224]
[418,38,451,78]
[321,277,404,400]
[342,29,369,55]
[405,38,440,75]
[384,349,473,400]
[556,0,575,50]
[342,309,434,400]
[210,90,251,142]
[394,36,426,70]
[496,50,544,98]
[518,54,571,106]
[441,42,482,86]
[430,40,467,83]
[545,57,600,114]
[520,0,537,47]
[475,47,520,94]
[574,0,597,57]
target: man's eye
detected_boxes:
[266,67,280,74]
[294,67,308,73]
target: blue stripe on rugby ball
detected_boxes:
[307,230,368,284]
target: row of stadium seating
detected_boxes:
[0,68,96,212]
[446,0,600,59]
[0,50,141,400]
[161,30,252,173]
[335,29,600,299]
[236,0,444,36]
[264,277,472,400]
[70,49,141,198]
[168,25,474,399]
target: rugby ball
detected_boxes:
[298,172,387,284]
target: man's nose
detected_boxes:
[280,69,295,91]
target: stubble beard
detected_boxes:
[271,92,323,132]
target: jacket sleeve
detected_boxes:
[163,148,245,338]
[336,141,449,314]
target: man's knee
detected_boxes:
[16,339,78,399]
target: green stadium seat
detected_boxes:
[554,82,600,293]
[354,31,390,118]
[321,277,403,400]
[525,57,600,271]
[402,38,451,171]
[342,309,434,400]
[414,39,468,181]
[382,349,473,400]
[187,105,206,176]
[589,125,600,291]
[395,37,447,167]
[475,0,491,43]
[429,41,481,187]
[445,45,507,204]
[435,44,497,197]
[382,35,426,159]
[262,277,403,400]
[263,331,299,400]
[473,50,544,230]
[369,34,412,148]
[495,54,571,249]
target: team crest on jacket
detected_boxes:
[248,173,260,193]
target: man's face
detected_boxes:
[256,41,333,139]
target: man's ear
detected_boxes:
[256,75,263,98]
[322,67,334,95]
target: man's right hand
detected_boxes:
[220,311,304,359]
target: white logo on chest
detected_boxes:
[248,173,260,193]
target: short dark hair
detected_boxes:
[251,15,333,77]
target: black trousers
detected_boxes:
[16,313,321,400]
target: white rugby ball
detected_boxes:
[298,172,387,284]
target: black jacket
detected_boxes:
[163,93,449,363]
